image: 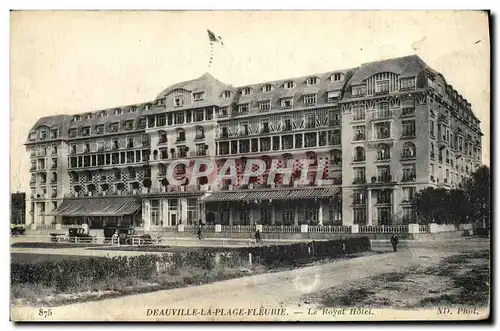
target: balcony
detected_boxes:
[401,107,415,117]
[400,151,416,160]
[370,175,394,185]
[352,178,366,185]
[372,110,394,120]
[401,175,416,183]
[401,131,416,139]
[353,134,366,142]
[352,157,366,163]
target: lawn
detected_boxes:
[11,253,106,264]
[302,249,490,309]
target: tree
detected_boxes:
[463,165,491,229]
[413,187,452,224]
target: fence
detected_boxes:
[359,225,408,234]
[261,225,301,233]
[308,225,350,233]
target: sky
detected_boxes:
[10,10,490,194]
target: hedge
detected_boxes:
[11,237,371,290]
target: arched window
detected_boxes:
[377,144,390,160]
[51,172,57,183]
[402,142,416,159]
[195,126,205,140]
[176,128,186,142]
[158,130,167,144]
[330,149,342,165]
[354,146,365,162]
[40,172,47,183]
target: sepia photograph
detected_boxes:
[9,10,491,322]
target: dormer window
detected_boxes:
[50,129,58,139]
[96,125,104,134]
[110,122,119,132]
[174,97,184,107]
[157,98,166,106]
[221,91,232,99]
[99,111,107,118]
[85,113,93,120]
[29,132,37,141]
[73,115,81,122]
[306,77,318,85]
[69,128,78,138]
[281,97,293,109]
[39,130,48,140]
[129,106,137,113]
[327,91,341,103]
[303,94,317,106]
[81,126,90,136]
[331,73,344,82]
[284,81,295,89]
[193,92,205,101]
[114,108,122,116]
[262,84,274,92]
[238,103,249,114]
[144,103,152,111]
[400,77,416,91]
[352,85,367,97]
[241,87,251,96]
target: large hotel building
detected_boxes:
[25,55,483,231]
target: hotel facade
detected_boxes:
[25,55,483,231]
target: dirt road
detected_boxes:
[10,239,489,321]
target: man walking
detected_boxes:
[390,234,399,252]
[197,226,202,240]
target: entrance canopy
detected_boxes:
[202,187,340,203]
[49,197,141,217]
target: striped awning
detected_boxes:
[202,187,340,202]
[50,197,141,217]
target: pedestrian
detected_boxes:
[390,233,399,252]
[197,226,202,240]
[254,229,261,243]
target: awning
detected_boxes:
[50,197,142,217]
[202,187,340,202]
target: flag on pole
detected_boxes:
[207,29,224,68]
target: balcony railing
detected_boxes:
[372,110,393,120]
[402,175,416,182]
[352,157,365,162]
[401,151,416,160]
[352,178,366,185]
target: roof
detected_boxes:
[202,187,340,202]
[155,73,234,100]
[49,196,141,217]
[347,54,427,86]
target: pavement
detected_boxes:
[10,238,489,321]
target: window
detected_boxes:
[377,189,391,204]
[377,144,390,160]
[29,132,36,141]
[402,97,416,115]
[284,81,295,89]
[402,120,416,137]
[306,77,318,85]
[50,129,58,139]
[193,126,204,140]
[260,119,270,133]
[375,80,389,94]
[110,123,119,132]
[193,92,205,101]
[353,208,366,224]
[303,94,317,106]
[352,104,365,120]
[402,187,416,203]
[70,144,77,154]
[221,91,232,99]
[73,115,81,122]
[328,130,341,145]
[282,135,293,149]
[40,130,48,140]
[238,103,249,114]
[402,164,416,182]
[281,98,293,109]
[352,85,366,96]
[114,108,122,116]
[353,167,366,183]
[402,207,417,223]
[327,90,341,103]
[176,129,186,142]
[377,207,391,225]
[150,200,161,226]
[174,112,185,125]
[258,100,271,111]
[262,84,274,92]
[282,210,295,225]
[332,73,343,81]
[241,87,251,96]
[174,97,183,107]
[375,102,390,119]
[374,122,391,139]
[124,120,134,130]
[283,117,292,131]
[353,126,365,141]
[193,110,204,122]
[96,125,104,134]
[376,166,391,182]
[220,125,229,138]
[81,126,90,136]
[400,77,416,91]
[239,122,249,136]
[354,146,365,162]
[304,132,317,148]
[401,142,416,159]
[305,114,316,128]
